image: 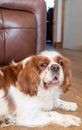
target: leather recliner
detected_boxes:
[0,0,46,65]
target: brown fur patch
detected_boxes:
[16,57,40,96]
[0,63,23,112]
[16,56,50,96]
[0,63,22,92]
[34,56,50,74]
[55,56,72,93]
[3,93,16,114]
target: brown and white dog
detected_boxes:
[0,51,81,127]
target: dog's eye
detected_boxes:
[40,63,48,68]
[58,61,63,66]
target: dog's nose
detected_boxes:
[50,64,60,72]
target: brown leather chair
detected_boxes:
[0,0,46,65]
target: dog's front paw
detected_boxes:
[63,102,78,111]
[0,115,16,128]
[62,115,81,127]
[67,102,78,111]
[0,115,10,128]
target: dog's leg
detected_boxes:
[54,99,78,111]
[48,111,81,127]
[15,111,81,127]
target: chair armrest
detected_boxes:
[0,0,47,53]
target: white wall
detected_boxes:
[53,0,63,43]
[45,0,54,10]
[63,0,82,50]
[55,0,62,42]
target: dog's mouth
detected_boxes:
[43,76,59,89]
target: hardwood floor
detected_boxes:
[0,48,82,130]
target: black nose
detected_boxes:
[50,64,60,72]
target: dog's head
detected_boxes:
[16,51,72,96]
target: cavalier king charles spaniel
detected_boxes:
[0,51,81,127]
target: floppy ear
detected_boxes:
[61,58,72,93]
[16,57,40,96]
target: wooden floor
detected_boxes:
[0,48,82,130]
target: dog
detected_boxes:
[0,50,81,127]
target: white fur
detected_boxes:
[39,51,64,87]
[22,57,32,68]
[0,51,81,127]
[0,85,80,127]
[40,50,62,60]
[0,90,8,115]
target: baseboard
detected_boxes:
[53,42,63,49]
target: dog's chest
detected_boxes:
[38,86,62,100]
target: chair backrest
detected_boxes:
[0,0,46,65]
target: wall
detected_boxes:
[63,0,82,50]
[53,0,63,43]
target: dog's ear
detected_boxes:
[16,57,40,96]
[61,58,72,93]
